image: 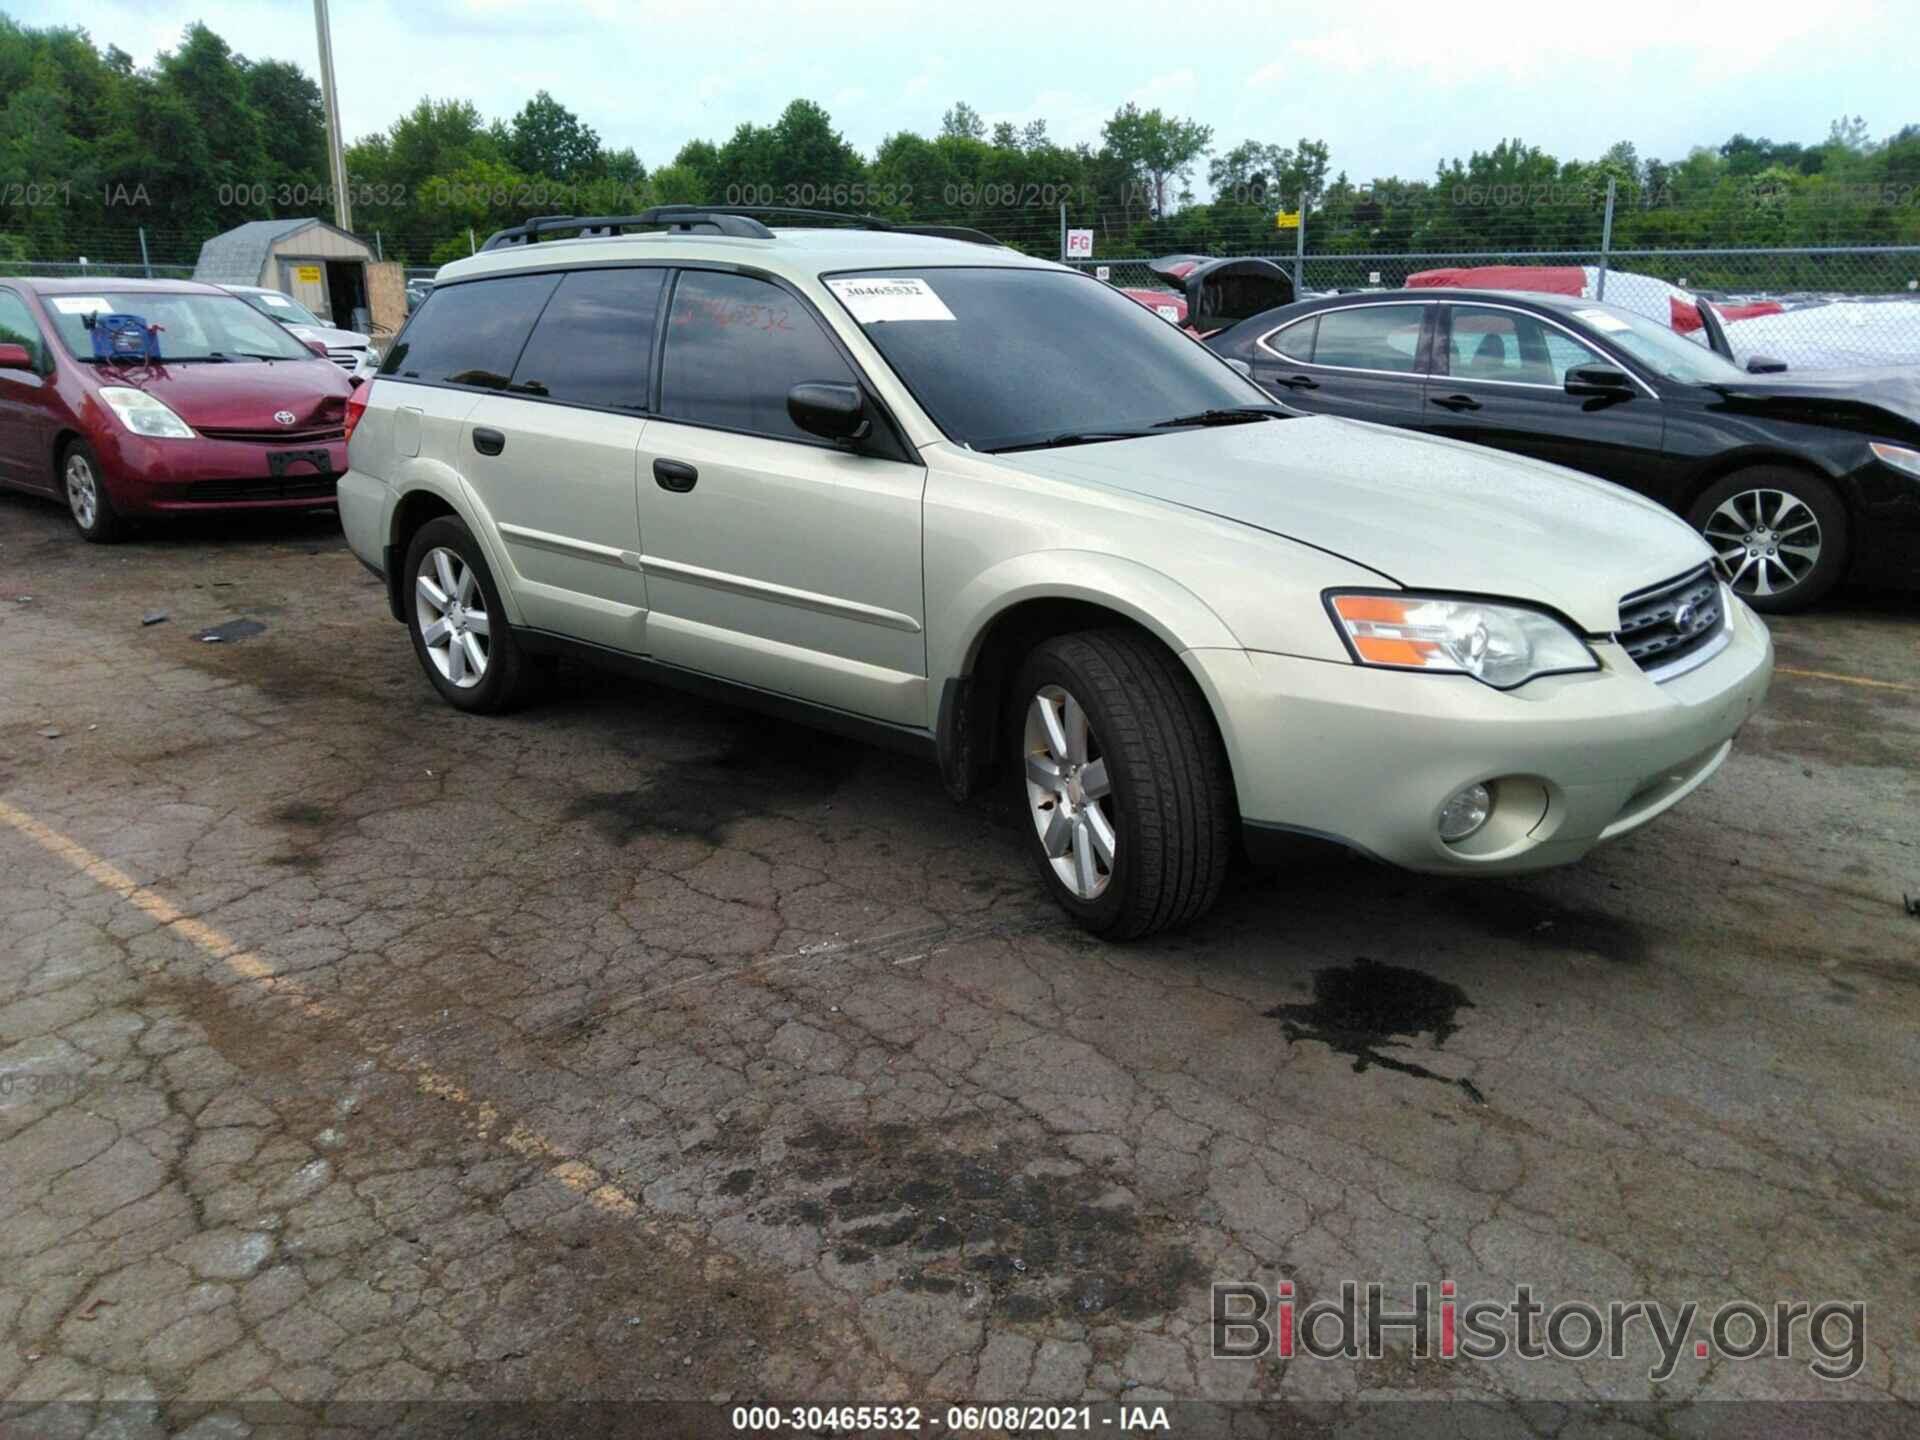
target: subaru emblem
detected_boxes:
[274,410,296,426]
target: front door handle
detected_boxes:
[1431,393,1482,412]
[1274,373,1320,390]
[653,458,698,493]
[472,426,506,455]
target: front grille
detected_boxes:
[1616,565,1726,678]
[198,425,345,445]
[185,476,337,503]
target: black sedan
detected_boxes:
[1205,288,1920,610]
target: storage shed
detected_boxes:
[193,218,376,331]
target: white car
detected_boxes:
[221,284,377,381]
[336,208,1772,938]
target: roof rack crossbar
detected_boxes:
[480,205,1002,252]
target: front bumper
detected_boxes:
[1190,597,1773,874]
[94,430,345,515]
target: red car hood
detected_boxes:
[93,359,351,431]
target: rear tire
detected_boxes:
[62,439,123,543]
[1009,628,1233,939]
[1687,466,1847,613]
[402,515,532,713]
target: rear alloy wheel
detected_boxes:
[402,514,532,713]
[63,441,123,543]
[1688,467,1846,613]
[1010,629,1233,939]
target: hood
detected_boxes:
[95,359,352,432]
[286,322,370,350]
[1701,365,1920,435]
[990,417,1711,633]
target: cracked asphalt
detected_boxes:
[1,492,1915,1432]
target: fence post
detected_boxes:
[375,230,384,262]
[1293,196,1307,295]
[1059,200,1067,262]
[137,226,152,279]
[1596,176,1616,301]
[469,227,476,255]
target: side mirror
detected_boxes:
[0,342,34,370]
[1745,354,1788,374]
[787,381,869,443]
[1565,365,1634,398]
[1223,357,1253,379]
[304,338,330,358]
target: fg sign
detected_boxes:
[1065,228,1094,259]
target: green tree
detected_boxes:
[508,90,602,181]
[1101,102,1212,219]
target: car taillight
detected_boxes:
[343,380,371,441]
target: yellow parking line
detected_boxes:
[0,797,643,1221]
[1775,665,1918,694]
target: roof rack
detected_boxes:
[479,205,1002,252]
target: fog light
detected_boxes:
[1438,783,1492,843]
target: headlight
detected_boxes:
[1326,592,1598,690]
[1869,441,1920,479]
[99,386,195,439]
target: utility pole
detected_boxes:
[314,0,352,232]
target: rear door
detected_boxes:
[636,267,927,726]
[1422,303,1664,484]
[1247,302,1431,425]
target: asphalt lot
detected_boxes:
[1,491,1916,1433]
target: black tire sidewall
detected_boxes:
[1007,645,1139,933]
[403,515,522,712]
[1687,468,1848,613]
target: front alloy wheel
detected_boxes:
[1024,684,1117,901]
[414,545,491,689]
[62,442,122,543]
[1702,487,1821,600]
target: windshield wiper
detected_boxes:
[988,429,1160,453]
[1151,405,1289,429]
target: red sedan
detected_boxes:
[0,277,353,541]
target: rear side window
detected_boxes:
[1311,305,1427,373]
[658,270,855,441]
[1262,316,1316,362]
[380,272,559,389]
[508,267,666,409]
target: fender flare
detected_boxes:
[386,462,527,626]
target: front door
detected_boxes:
[1421,303,1664,485]
[638,268,927,726]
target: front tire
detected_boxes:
[62,440,124,543]
[402,515,532,713]
[1010,629,1233,939]
[1687,467,1847,613]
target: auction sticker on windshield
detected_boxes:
[51,296,111,315]
[1575,308,1632,332]
[826,277,955,323]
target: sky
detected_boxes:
[21,0,1918,183]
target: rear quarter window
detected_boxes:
[379,272,560,389]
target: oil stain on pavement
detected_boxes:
[1266,957,1485,1104]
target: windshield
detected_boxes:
[824,267,1274,452]
[45,291,315,362]
[1568,302,1748,384]
[237,290,326,327]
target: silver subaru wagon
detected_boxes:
[337,208,1771,938]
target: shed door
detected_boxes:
[279,258,331,317]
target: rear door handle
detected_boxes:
[653,458,698,493]
[1431,393,1482,412]
[472,426,506,455]
[1274,373,1319,390]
